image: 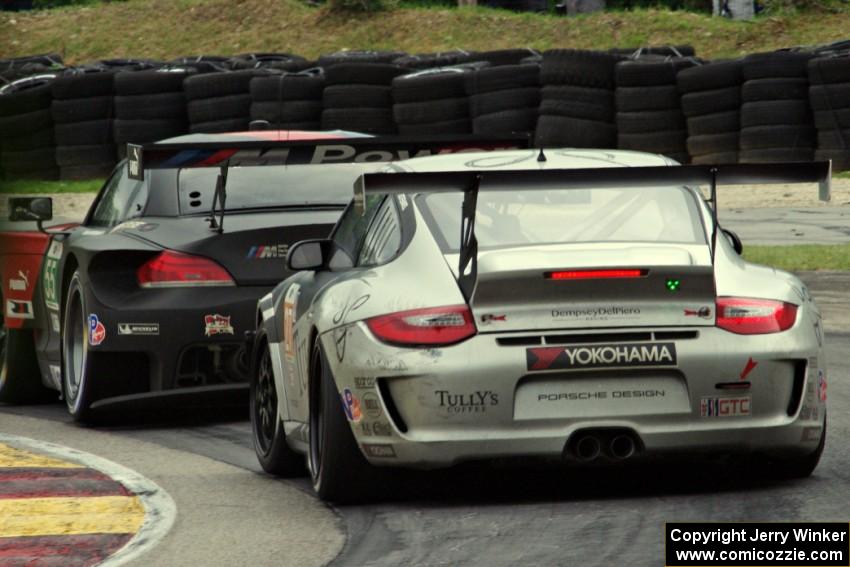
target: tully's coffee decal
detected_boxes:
[527,342,677,371]
[434,390,499,414]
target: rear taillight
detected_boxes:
[716,297,798,335]
[366,305,477,347]
[137,250,235,288]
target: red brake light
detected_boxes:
[716,297,798,335]
[366,305,477,347]
[137,250,235,288]
[546,269,647,280]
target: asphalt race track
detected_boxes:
[1,271,848,566]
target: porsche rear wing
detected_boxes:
[353,161,832,300]
[126,134,531,181]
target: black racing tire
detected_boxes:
[114,70,191,96]
[250,74,325,102]
[323,85,393,109]
[542,84,614,106]
[738,148,814,163]
[610,45,696,58]
[2,167,60,180]
[308,342,373,502]
[808,83,850,112]
[814,108,850,130]
[60,164,115,180]
[251,329,306,478]
[538,99,614,123]
[320,108,396,135]
[56,145,116,167]
[742,51,814,81]
[808,57,850,85]
[472,108,538,135]
[51,72,115,100]
[816,129,850,149]
[52,96,114,124]
[62,271,97,422]
[113,119,187,144]
[540,49,624,89]
[740,100,812,128]
[616,110,685,134]
[397,119,471,135]
[690,151,739,164]
[0,147,57,171]
[55,119,113,146]
[188,117,250,134]
[0,289,54,404]
[0,82,53,116]
[466,49,539,68]
[739,125,815,151]
[463,64,539,94]
[187,94,252,123]
[617,130,688,154]
[816,149,850,171]
[615,85,680,112]
[534,115,617,148]
[114,93,186,120]
[323,63,406,86]
[741,78,809,102]
[393,98,469,124]
[614,58,697,88]
[469,87,539,117]
[676,60,743,93]
[1,128,54,152]
[391,71,469,103]
[318,50,407,67]
[680,86,741,117]
[249,100,323,123]
[687,133,739,156]
[0,109,52,138]
[686,111,740,136]
[183,70,256,100]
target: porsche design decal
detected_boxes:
[526,342,677,371]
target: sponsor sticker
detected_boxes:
[354,376,375,389]
[341,388,362,423]
[371,422,392,436]
[359,422,373,436]
[801,426,822,442]
[818,369,827,402]
[246,244,289,259]
[88,314,106,346]
[683,307,711,318]
[43,256,60,311]
[9,270,29,291]
[81,229,106,236]
[118,323,159,336]
[50,313,60,333]
[435,390,498,414]
[282,284,300,361]
[527,342,677,371]
[46,240,63,260]
[48,365,62,389]
[362,392,382,418]
[362,443,396,458]
[204,314,234,337]
[480,313,507,325]
[551,305,641,321]
[700,396,750,417]
[6,299,34,319]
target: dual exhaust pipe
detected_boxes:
[570,431,639,462]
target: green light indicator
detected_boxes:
[666,279,681,291]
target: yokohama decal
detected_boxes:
[526,342,677,371]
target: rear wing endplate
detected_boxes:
[126,135,531,181]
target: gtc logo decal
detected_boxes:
[6,299,34,319]
[204,314,234,336]
[88,314,106,346]
[341,388,362,422]
[700,396,750,417]
[246,244,289,259]
[527,342,677,371]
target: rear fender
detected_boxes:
[0,230,50,330]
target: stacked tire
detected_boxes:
[113,70,191,156]
[466,49,540,67]
[184,69,256,134]
[466,64,539,136]
[321,64,405,135]
[739,52,816,163]
[229,53,311,73]
[0,53,63,82]
[535,49,624,148]
[808,55,850,171]
[393,51,476,71]
[0,76,58,180]
[392,67,473,136]
[677,60,743,164]
[318,50,407,67]
[615,57,696,164]
[51,71,116,180]
[250,69,324,131]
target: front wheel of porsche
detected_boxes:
[251,329,305,477]
[308,341,372,502]
[62,271,96,423]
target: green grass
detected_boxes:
[0,179,103,194]
[744,244,850,271]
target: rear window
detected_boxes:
[176,164,363,215]
[418,185,706,252]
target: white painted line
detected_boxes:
[0,433,177,567]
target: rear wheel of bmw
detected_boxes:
[62,272,95,422]
[251,329,305,477]
[308,342,372,502]
[0,290,53,404]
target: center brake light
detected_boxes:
[716,297,798,335]
[137,250,235,288]
[546,269,647,280]
[366,305,477,347]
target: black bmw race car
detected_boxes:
[7,131,527,422]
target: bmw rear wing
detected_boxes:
[126,134,531,181]
[353,161,832,299]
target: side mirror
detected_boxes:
[9,197,53,222]
[287,239,331,271]
[722,228,743,255]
